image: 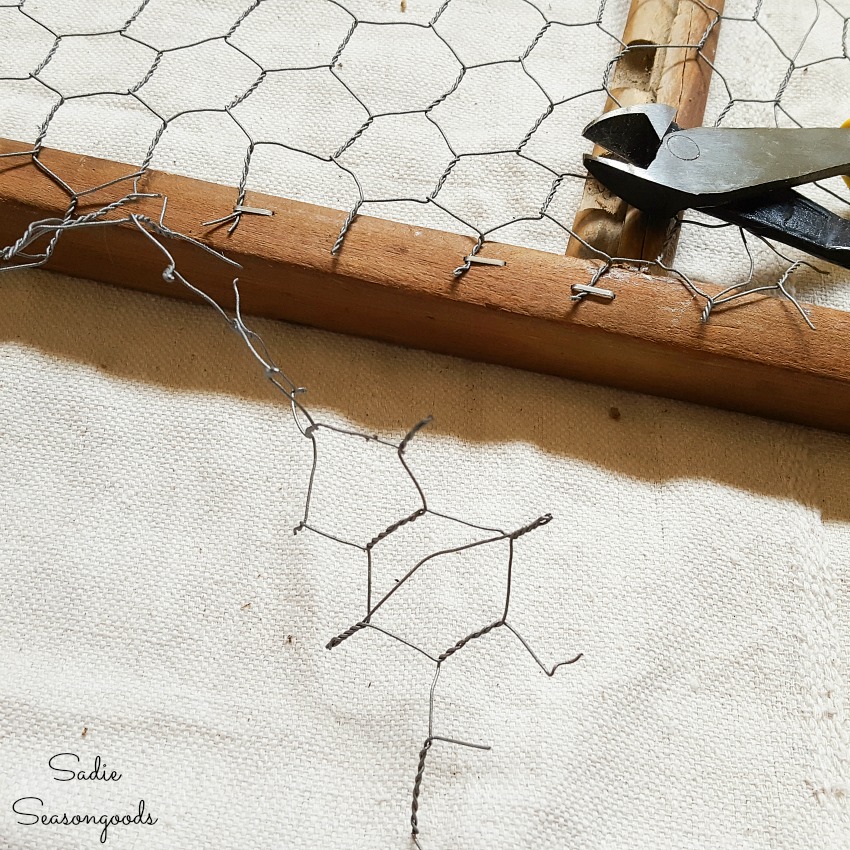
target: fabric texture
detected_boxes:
[1,1,849,848]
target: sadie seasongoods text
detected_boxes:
[12,753,157,844]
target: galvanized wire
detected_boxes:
[0,0,845,844]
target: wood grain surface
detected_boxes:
[568,0,725,263]
[2,139,850,433]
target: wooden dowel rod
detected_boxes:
[1,139,850,433]
[568,0,725,263]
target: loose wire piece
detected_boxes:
[0,182,581,847]
[3,0,839,844]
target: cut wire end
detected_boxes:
[202,205,274,227]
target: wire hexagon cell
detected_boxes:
[336,113,455,202]
[435,152,561,235]
[0,77,58,143]
[781,56,850,128]
[369,532,514,661]
[0,6,54,78]
[134,39,262,119]
[231,69,369,158]
[334,22,463,114]
[430,62,551,155]
[229,0,355,70]
[123,0,255,51]
[246,145,360,212]
[36,32,157,98]
[43,94,163,169]
[433,0,546,65]
[149,111,251,187]
[524,20,618,103]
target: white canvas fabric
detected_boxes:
[1,1,849,848]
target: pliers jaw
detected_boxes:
[581,104,850,270]
[582,104,692,219]
[583,103,678,169]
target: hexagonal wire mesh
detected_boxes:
[1,0,849,845]
[3,0,850,314]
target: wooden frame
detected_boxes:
[2,137,850,433]
[4,0,850,434]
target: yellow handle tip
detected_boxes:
[842,119,850,189]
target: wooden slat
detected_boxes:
[568,0,725,263]
[1,139,850,433]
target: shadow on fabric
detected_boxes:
[2,266,850,524]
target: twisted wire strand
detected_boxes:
[1,0,842,845]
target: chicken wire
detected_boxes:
[1,0,849,847]
[676,0,850,314]
[3,1,850,315]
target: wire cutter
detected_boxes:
[582,103,850,269]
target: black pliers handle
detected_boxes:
[583,104,850,269]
